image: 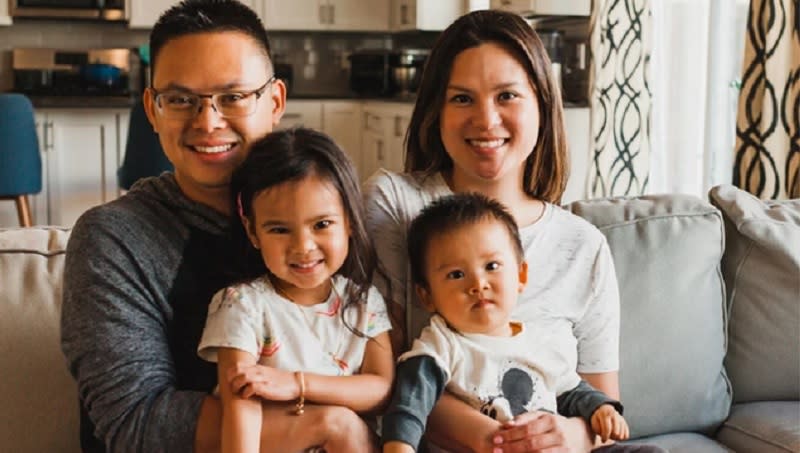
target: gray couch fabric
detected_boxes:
[716,401,800,453]
[568,194,731,439]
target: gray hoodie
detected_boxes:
[61,173,242,453]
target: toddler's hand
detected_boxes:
[590,404,630,442]
[227,363,299,401]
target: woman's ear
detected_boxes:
[518,261,528,292]
[415,285,436,313]
[241,215,260,249]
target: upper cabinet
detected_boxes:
[391,0,462,31]
[261,0,390,32]
[0,0,12,25]
[128,0,182,28]
[490,0,591,17]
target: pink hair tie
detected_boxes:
[236,192,244,218]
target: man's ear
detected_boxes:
[518,261,528,292]
[268,78,287,127]
[142,88,160,133]
[416,285,436,313]
[241,215,260,250]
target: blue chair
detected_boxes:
[0,94,42,227]
[117,100,172,190]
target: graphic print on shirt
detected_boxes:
[479,361,545,422]
[259,335,281,357]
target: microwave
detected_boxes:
[11,0,126,21]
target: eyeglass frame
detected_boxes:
[150,75,277,119]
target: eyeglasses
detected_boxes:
[152,75,276,119]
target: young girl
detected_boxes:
[198,127,394,453]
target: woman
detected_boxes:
[365,10,620,453]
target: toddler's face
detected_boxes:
[244,174,350,305]
[417,220,527,336]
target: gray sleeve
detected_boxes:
[381,355,447,448]
[556,380,623,423]
[61,208,205,453]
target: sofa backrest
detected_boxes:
[710,185,800,403]
[568,194,731,439]
[0,227,79,453]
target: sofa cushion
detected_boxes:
[715,401,800,453]
[709,185,800,403]
[624,432,733,452]
[568,194,731,438]
[0,227,79,453]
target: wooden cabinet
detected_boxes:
[391,0,467,31]
[321,101,363,180]
[0,0,12,26]
[490,0,591,17]
[261,0,390,31]
[33,109,128,227]
[276,100,363,178]
[128,0,182,28]
[360,102,413,179]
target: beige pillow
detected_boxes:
[0,227,79,453]
[710,185,800,403]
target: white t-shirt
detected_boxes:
[363,170,620,374]
[401,315,582,419]
[198,274,392,376]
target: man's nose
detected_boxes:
[190,98,226,132]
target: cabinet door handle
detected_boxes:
[328,4,335,25]
[319,3,326,24]
[377,139,384,161]
[394,116,403,137]
[46,121,54,151]
[400,4,408,25]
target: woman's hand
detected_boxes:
[227,363,299,401]
[490,411,594,453]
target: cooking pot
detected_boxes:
[81,63,122,86]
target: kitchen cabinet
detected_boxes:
[391,0,468,31]
[321,101,363,180]
[0,0,11,26]
[490,0,591,17]
[33,109,128,227]
[277,100,364,179]
[128,0,182,28]
[261,0,390,31]
[360,102,413,179]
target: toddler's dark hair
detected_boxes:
[407,193,523,288]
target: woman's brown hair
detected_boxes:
[405,9,569,204]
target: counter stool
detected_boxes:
[117,100,172,190]
[0,94,42,227]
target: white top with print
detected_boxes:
[401,314,582,417]
[198,274,392,376]
[364,169,620,374]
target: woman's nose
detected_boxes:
[471,100,502,129]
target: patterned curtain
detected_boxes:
[734,0,799,199]
[589,0,653,197]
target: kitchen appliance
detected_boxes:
[388,48,428,98]
[11,0,125,21]
[12,48,135,98]
[348,50,393,97]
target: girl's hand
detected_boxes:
[491,411,592,453]
[590,405,629,442]
[227,363,299,401]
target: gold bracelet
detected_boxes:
[294,371,305,415]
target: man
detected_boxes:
[61,1,371,451]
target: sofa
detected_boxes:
[0,184,797,452]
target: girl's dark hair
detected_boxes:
[407,193,524,289]
[230,127,377,336]
[150,0,273,80]
[405,9,569,204]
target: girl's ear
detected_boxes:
[518,261,528,292]
[415,285,436,313]
[241,215,260,249]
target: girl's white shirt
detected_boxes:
[363,169,620,375]
[198,274,392,376]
